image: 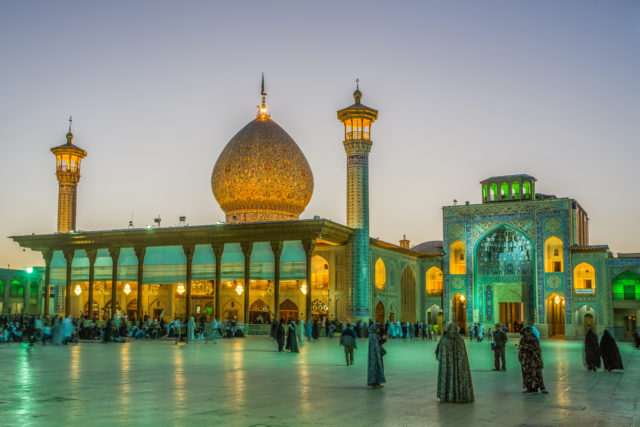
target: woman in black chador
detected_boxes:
[518,327,547,393]
[275,319,285,352]
[312,319,319,340]
[285,321,299,353]
[600,329,623,372]
[435,323,474,403]
[583,327,600,372]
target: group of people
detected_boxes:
[583,327,624,372]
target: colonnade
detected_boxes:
[43,239,316,324]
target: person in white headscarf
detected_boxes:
[296,318,304,347]
[187,316,195,342]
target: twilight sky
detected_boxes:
[1,1,639,269]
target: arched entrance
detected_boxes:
[148,298,168,320]
[250,299,270,324]
[126,299,137,321]
[475,225,535,328]
[427,304,444,329]
[452,294,466,332]
[104,300,122,319]
[83,300,100,319]
[574,304,596,335]
[223,299,241,322]
[401,266,416,323]
[375,301,385,323]
[545,293,565,337]
[280,299,299,322]
[388,302,396,322]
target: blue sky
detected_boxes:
[1,1,639,268]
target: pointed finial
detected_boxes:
[353,79,362,104]
[66,115,74,144]
[257,73,270,118]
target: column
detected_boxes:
[419,265,426,322]
[183,245,195,318]
[134,246,146,320]
[108,247,120,319]
[213,244,223,320]
[241,242,253,326]
[3,273,10,315]
[86,248,97,320]
[23,274,30,315]
[63,249,74,317]
[303,239,315,322]
[270,241,283,321]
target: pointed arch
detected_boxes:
[401,265,416,323]
[612,270,640,300]
[426,267,443,296]
[449,241,466,274]
[544,236,563,272]
[375,258,386,290]
[574,262,595,295]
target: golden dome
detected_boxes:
[211,116,314,223]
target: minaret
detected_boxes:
[337,81,378,320]
[51,117,87,233]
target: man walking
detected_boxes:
[340,322,357,365]
[492,323,508,371]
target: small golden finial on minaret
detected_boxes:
[51,117,87,233]
[257,73,270,119]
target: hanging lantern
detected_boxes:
[176,284,185,295]
[236,283,244,295]
[123,283,131,295]
[554,295,560,305]
[301,283,307,295]
[74,284,82,296]
[459,294,465,302]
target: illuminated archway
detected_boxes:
[280,299,299,322]
[475,225,535,327]
[375,258,386,291]
[545,293,565,337]
[449,241,466,275]
[574,263,595,295]
[451,294,466,332]
[612,270,640,300]
[311,255,329,290]
[426,267,443,296]
[375,301,385,323]
[544,237,563,272]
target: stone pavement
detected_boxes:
[0,336,638,426]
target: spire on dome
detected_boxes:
[257,73,270,118]
[353,78,362,104]
[66,115,74,144]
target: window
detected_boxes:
[573,263,595,295]
[375,258,386,290]
[544,237,563,273]
[523,181,531,199]
[450,241,466,274]
[10,280,23,298]
[612,271,640,300]
[512,182,520,199]
[501,182,509,199]
[426,267,443,296]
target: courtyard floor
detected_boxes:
[0,336,638,427]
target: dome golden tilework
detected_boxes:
[211,116,314,223]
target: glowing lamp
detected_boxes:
[74,284,82,296]
[554,295,560,305]
[459,295,465,302]
[25,267,33,274]
[235,283,244,295]
[301,284,307,295]
[123,283,131,295]
[177,284,185,295]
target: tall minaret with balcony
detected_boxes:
[337,81,378,319]
[51,117,87,233]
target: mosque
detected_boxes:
[6,79,640,340]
